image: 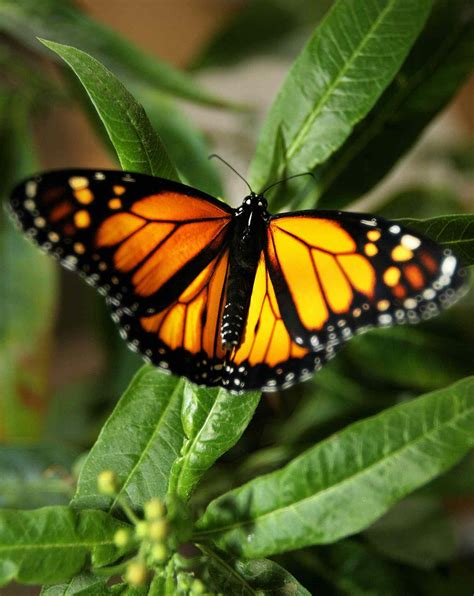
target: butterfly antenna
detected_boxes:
[262,172,316,195]
[209,154,254,194]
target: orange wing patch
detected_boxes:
[232,255,307,369]
[269,218,377,333]
[131,192,228,220]
[140,251,229,359]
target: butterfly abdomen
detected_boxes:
[221,199,268,349]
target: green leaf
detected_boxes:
[191,0,332,70]
[248,0,433,198]
[40,39,178,180]
[0,444,77,509]
[202,545,311,595]
[72,367,185,512]
[365,496,456,569]
[194,376,474,558]
[0,506,129,586]
[41,574,108,595]
[0,0,234,109]
[315,0,474,208]
[398,214,474,266]
[168,384,261,502]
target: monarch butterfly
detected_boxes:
[8,168,466,393]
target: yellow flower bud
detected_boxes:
[148,519,168,542]
[135,521,149,539]
[191,579,206,594]
[113,528,132,548]
[125,560,148,587]
[144,497,165,520]
[150,543,168,564]
[97,470,120,495]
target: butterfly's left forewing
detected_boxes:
[9,169,232,311]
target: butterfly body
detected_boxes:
[8,169,467,393]
[222,193,269,348]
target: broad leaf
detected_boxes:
[0,507,129,586]
[202,545,311,595]
[168,384,261,502]
[41,574,107,595]
[40,39,178,180]
[72,367,185,511]
[399,214,474,266]
[248,0,433,198]
[316,0,474,208]
[0,0,233,108]
[0,444,76,508]
[194,377,474,558]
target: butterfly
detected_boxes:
[8,168,466,393]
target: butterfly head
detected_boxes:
[241,192,268,211]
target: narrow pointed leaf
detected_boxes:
[169,384,260,501]
[0,507,129,586]
[398,214,474,266]
[0,0,234,109]
[201,545,311,595]
[195,377,474,558]
[72,367,185,511]
[248,0,433,194]
[40,39,178,180]
[316,0,474,208]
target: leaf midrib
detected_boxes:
[284,0,397,168]
[109,378,184,510]
[0,539,113,552]
[63,50,159,176]
[195,394,474,539]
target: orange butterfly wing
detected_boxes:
[223,211,465,392]
[9,169,232,314]
[266,211,465,350]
